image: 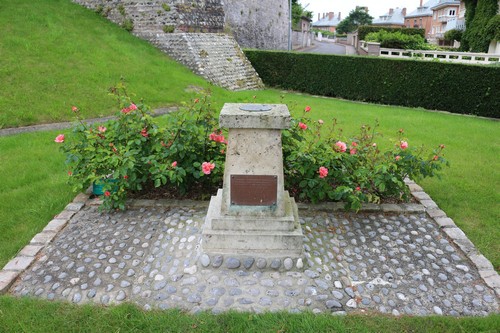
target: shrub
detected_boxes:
[365,30,430,50]
[118,4,126,17]
[163,25,175,33]
[57,83,224,210]
[444,29,463,42]
[358,26,425,41]
[282,105,448,210]
[244,50,500,118]
[122,19,134,32]
[57,86,449,211]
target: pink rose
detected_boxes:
[351,142,358,147]
[98,126,106,133]
[350,148,357,155]
[299,122,307,130]
[171,161,178,167]
[335,141,347,153]
[372,143,377,147]
[318,119,324,125]
[104,191,111,197]
[68,171,72,176]
[433,155,439,161]
[355,186,361,191]
[54,134,65,143]
[395,155,401,161]
[141,128,149,137]
[71,106,78,112]
[304,106,311,112]
[318,166,328,178]
[202,162,215,175]
[129,104,137,111]
[400,141,408,150]
[209,131,225,143]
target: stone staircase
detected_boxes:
[142,32,263,91]
[73,0,263,91]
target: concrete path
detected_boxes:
[0,107,177,137]
[2,181,499,316]
[296,41,357,56]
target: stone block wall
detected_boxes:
[72,0,271,90]
[145,32,263,91]
[223,0,289,50]
[73,0,224,34]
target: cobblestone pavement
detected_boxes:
[6,198,499,316]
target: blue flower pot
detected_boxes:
[92,178,118,195]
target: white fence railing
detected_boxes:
[379,48,500,65]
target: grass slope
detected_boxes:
[0,0,213,128]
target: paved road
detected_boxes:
[298,41,348,55]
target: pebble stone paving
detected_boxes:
[9,202,499,316]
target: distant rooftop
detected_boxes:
[312,12,342,28]
[431,0,461,10]
[372,7,406,26]
[405,0,440,18]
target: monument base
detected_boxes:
[201,189,304,261]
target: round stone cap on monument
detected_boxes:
[219,103,291,129]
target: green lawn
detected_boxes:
[1,296,499,333]
[0,0,216,128]
[0,0,499,331]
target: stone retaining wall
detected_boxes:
[73,0,263,90]
[223,0,289,50]
[73,0,224,34]
[144,32,263,91]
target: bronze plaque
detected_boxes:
[231,175,277,206]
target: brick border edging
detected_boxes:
[1,183,499,298]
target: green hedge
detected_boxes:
[358,26,425,41]
[244,50,500,118]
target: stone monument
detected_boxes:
[201,104,304,269]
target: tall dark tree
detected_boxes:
[336,7,373,34]
[461,0,499,52]
[292,0,312,29]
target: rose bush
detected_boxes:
[282,106,449,210]
[58,85,448,211]
[57,82,224,210]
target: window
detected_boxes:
[449,9,456,16]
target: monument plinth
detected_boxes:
[201,104,304,266]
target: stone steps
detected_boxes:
[145,32,263,91]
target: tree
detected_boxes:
[336,7,373,34]
[461,0,499,52]
[292,0,312,30]
[444,29,463,42]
